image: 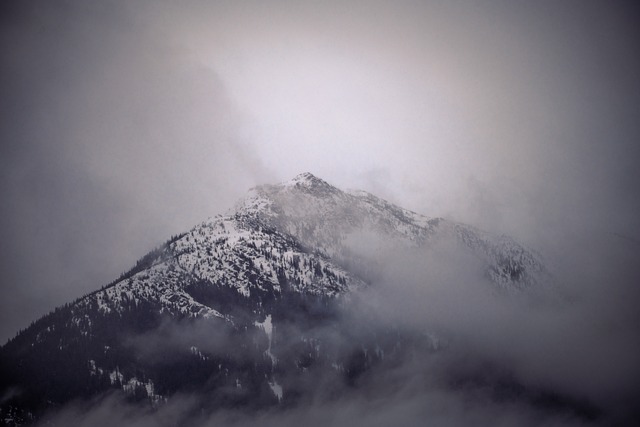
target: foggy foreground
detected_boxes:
[33,231,640,427]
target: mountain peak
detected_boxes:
[284,172,339,197]
[289,172,328,186]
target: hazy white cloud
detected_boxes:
[1,0,639,361]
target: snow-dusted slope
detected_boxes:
[76,210,363,325]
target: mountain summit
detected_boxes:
[0,173,547,425]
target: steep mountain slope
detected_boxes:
[0,173,548,425]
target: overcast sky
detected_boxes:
[1,0,639,343]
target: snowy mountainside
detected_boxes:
[80,211,363,323]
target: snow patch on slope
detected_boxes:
[255,315,277,366]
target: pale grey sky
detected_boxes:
[1,0,639,343]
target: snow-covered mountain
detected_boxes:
[0,173,548,425]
